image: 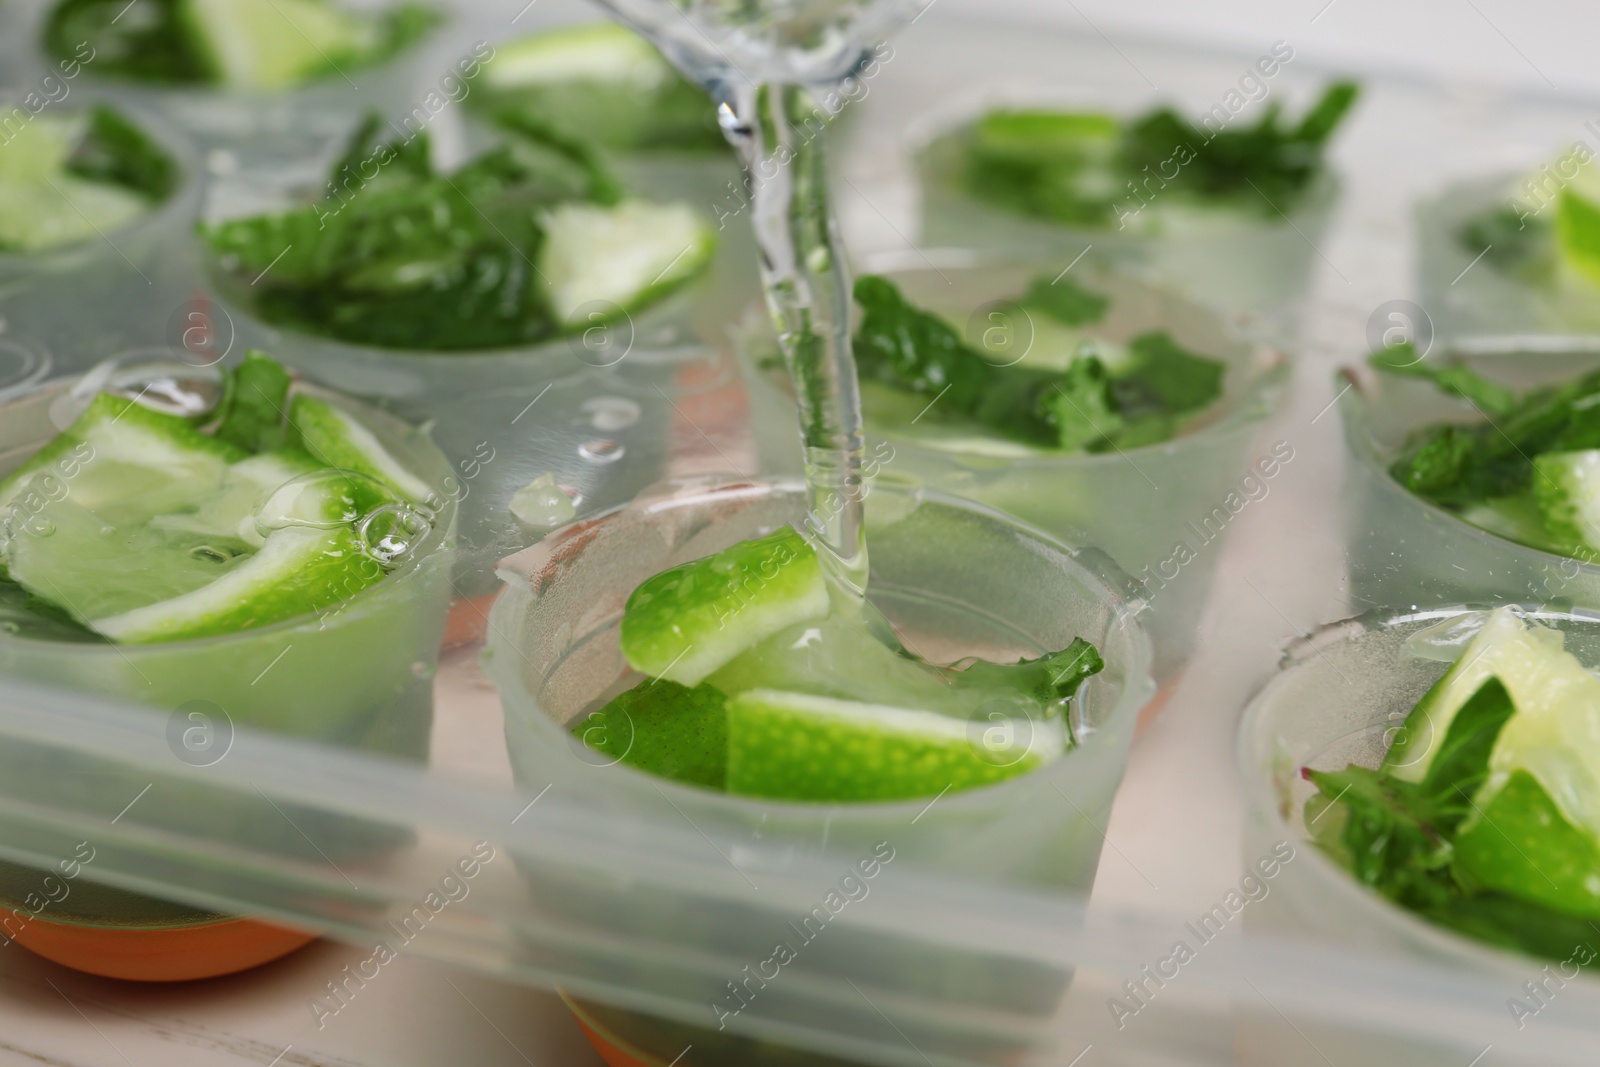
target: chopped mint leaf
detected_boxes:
[43,0,438,88]
[204,136,556,350]
[853,274,995,407]
[1021,273,1109,326]
[853,275,1223,452]
[962,80,1359,225]
[1384,357,1600,517]
[1112,331,1227,419]
[491,109,625,207]
[1458,206,1554,280]
[213,351,291,454]
[575,680,728,789]
[44,0,210,85]
[1370,345,1516,418]
[65,106,178,202]
[1300,677,1600,954]
[1041,639,1105,696]
[1038,356,1124,450]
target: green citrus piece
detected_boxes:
[181,0,384,89]
[538,198,714,326]
[574,680,728,790]
[619,527,829,687]
[725,689,1046,803]
[288,393,431,505]
[1454,769,1600,919]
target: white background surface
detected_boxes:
[3,1,1599,1065]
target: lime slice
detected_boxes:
[1534,450,1600,557]
[0,392,241,527]
[1558,156,1600,285]
[538,199,714,326]
[483,22,670,90]
[92,526,379,644]
[150,451,322,548]
[288,393,431,505]
[575,679,728,790]
[619,527,829,687]
[1454,769,1600,919]
[180,0,384,90]
[0,115,149,253]
[1385,608,1566,780]
[725,689,1047,802]
[1394,608,1600,854]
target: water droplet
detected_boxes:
[582,396,640,432]
[359,504,431,565]
[411,660,436,679]
[509,473,576,530]
[21,516,54,538]
[578,439,624,464]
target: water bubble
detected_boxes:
[62,355,224,427]
[582,396,641,432]
[358,504,432,565]
[509,472,577,530]
[254,470,373,537]
[189,545,231,564]
[410,660,436,679]
[578,439,625,465]
[21,516,55,538]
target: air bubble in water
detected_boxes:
[578,439,624,464]
[582,396,640,432]
[509,473,576,530]
[254,470,377,538]
[188,544,234,564]
[359,504,431,565]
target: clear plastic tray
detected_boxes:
[10,2,1600,1065]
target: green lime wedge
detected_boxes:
[1534,450,1600,557]
[574,679,728,790]
[0,392,241,527]
[538,199,714,326]
[1385,609,1568,780]
[619,527,829,687]
[0,115,149,252]
[1558,158,1600,286]
[483,22,670,90]
[181,0,384,90]
[1454,769,1600,919]
[150,451,322,548]
[725,689,1046,802]
[288,393,431,505]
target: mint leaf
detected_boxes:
[203,129,566,350]
[44,0,210,85]
[1300,678,1600,956]
[1021,273,1108,326]
[853,276,1223,452]
[1112,331,1226,419]
[1370,345,1516,418]
[213,351,291,454]
[1038,356,1124,450]
[1041,638,1105,696]
[65,106,178,202]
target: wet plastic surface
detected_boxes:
[8,1,1600,1065]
